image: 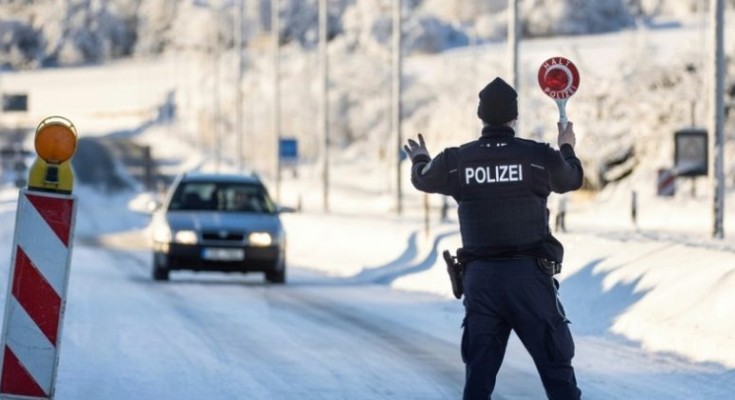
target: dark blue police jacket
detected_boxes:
[409,125,583,263]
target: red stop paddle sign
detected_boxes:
[537,57,580,127]
[538,57,580,99]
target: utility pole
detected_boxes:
[235,0,245,172]
[272,0,281,200]
[508,0,520,135]
[471,1,480,131]
[319,0,330,212]
[213,0,222,172]
[710,0,725,239]
[508,0,520,90]
[393,0,403,215]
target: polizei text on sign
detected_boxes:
[543,85,577,99]
[465,164,523,185]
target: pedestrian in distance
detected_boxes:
[555,194,568,233]
[631,190,638,229]
[404,77,584,399]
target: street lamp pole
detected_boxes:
[508,0,520,90]
[213,0,223,172]
[319,0,330,212]
[393,0,403,215]
[235,0,245,172]
[710,0,725,239]
[272,0,281,201]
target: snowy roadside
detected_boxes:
[279,206,735,368]
[2,176,734,398]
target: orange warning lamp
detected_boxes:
[35,119,77,163]
[28,116,78,194]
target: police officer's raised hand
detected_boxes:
[404,133,431,162]
[558,121,576,149]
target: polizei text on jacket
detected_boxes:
[465,164,523,184]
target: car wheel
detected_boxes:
[152,255,170,281]
[265,260,286,284]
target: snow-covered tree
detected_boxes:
[0,0,138,68]
[522,0,633,37]
[0,19,43,69]
[135,0,179,54]
[403,14,468,54]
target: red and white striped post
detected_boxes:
[0,116,78,400]
[657,168,676,197]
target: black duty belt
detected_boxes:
[458,252,562,276]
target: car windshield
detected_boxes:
[168,181,277,213]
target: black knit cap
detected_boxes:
[477,77,518,125]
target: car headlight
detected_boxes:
[248,232,272,247]
[173,230,198,244]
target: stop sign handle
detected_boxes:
[555,98,569,129]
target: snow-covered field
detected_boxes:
[1,6,735,398]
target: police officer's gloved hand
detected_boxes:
[403,133,431,164]
[558,121,576,149]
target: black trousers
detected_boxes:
[461,258,581,400]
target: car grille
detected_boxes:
[201,231,245,241]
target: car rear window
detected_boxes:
[168,182,277,213]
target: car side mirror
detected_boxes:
[276,205,297,213]
[146,199,162,213]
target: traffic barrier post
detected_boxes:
[0,116,78,400]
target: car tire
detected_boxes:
[152,255,170,281]
[265,260,286,284]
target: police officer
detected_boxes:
[404,77,583,399]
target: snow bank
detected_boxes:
[279,197,735,368]
[563,232,735,368]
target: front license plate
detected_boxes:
[202,248,245,261]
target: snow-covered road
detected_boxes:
[55,238,469,400]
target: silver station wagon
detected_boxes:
[150,172,287,283]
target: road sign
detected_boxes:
[674,128,708,177]
[2,94,28,112]
[279,137,298,164]
[399,148,408,163]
